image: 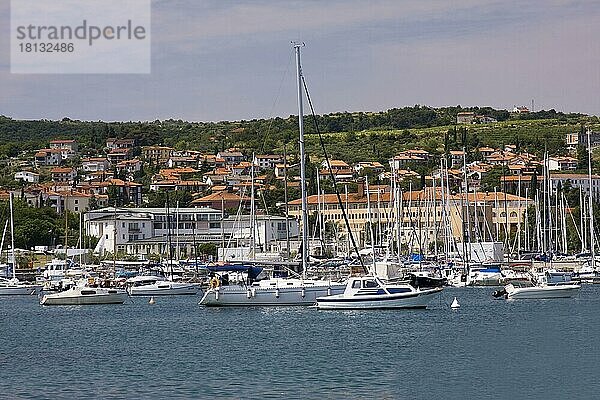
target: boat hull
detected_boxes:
[128,283,199,296]
[506,284,580,300]
[40,289,128,305]
[199,283,346,306]
[0,284,40,295]
[316,287,442,310]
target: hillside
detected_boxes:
[0,107,598,166]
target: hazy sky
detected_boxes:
[1,0,600,122]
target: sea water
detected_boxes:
[1,286,599,399]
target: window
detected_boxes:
[209,222,221,229]
[363,279,378,288]
[352,280,361,289]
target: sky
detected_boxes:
[1,0,600,122]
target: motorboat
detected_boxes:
[315,275,442,310]
[468,265,503,286]
[126,275,200,296]
[40,285,128,305]
[497,270,580,300]
[200,276,346,306]
[0,277,40,295]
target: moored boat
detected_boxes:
[315,276,442,310]
[0,277,40,295]
[200,277,345,306]
[126,275,200,296]
[40,286,128,305]
[498,270,580,300]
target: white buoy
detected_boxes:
[149,296,156,305]
[451,297,460,309]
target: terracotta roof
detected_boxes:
[50,167,75,173]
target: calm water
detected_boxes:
[1,286,599,399]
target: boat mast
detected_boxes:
[365,176,376,274]
[294,42,309,279]
[587,128,596,270]
[9,193,16,279]
[250,152,256,259]
[283,142,290,261]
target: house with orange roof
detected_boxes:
[107,147,132,163]
[34,148,62,167]
[191,190,249,211]
[51,167,77,183]
[548,156,578,171]
[142,145,173,165]
[49,139,78,153]
[253,154,283,170]
[81,157,110,172]
[88,178,142,205]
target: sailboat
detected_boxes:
[0,193,41,295]
[199,43,346,306]
[127,199,200,296]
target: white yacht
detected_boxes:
[0,277,40,295]
[199,277,345,306]
[501,271,580,300]
[40,285,128,305]
[0,194,42,296]
[316,275,442,310]
[126,275,200,296]
[200,44,349,307]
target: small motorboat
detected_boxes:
[498,270,580,300]
[126,275,200,296]
[315,275,442,310]
[0,277,41,295]
[40,285,128,305]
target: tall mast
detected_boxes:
[9,193,16,280]
[283,143,290,261]
[365,176,376,274]
[587,128,595,270]
[250,152,256,259]
[294,42,309,279]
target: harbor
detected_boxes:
[2,286,600,399]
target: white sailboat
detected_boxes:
[126,275,200,296]
[199,43,346,306]
[40,284,128,305]
[0,193,41,295]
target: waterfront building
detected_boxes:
[287,186,531,251]
[85,207,298,257]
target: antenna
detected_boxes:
[531,99,534,112]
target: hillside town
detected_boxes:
[1,129,598,262]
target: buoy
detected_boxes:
[301,287,306,298]
[451,297,460,309]
[215,288,220,301]
[275,288,280,298]
[246,289,252,299]
[327,287,331,296]
[149,296,156,305]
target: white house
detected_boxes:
[548,156,578,171]
[14,171,40,183]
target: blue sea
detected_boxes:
[1,286,599,399]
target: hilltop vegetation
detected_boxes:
[0,106,597,165]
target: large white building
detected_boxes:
[85,207,298,257]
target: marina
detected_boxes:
[2,286,600,398]
[2,1,600,398]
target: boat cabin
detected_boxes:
[344,276,413,296]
